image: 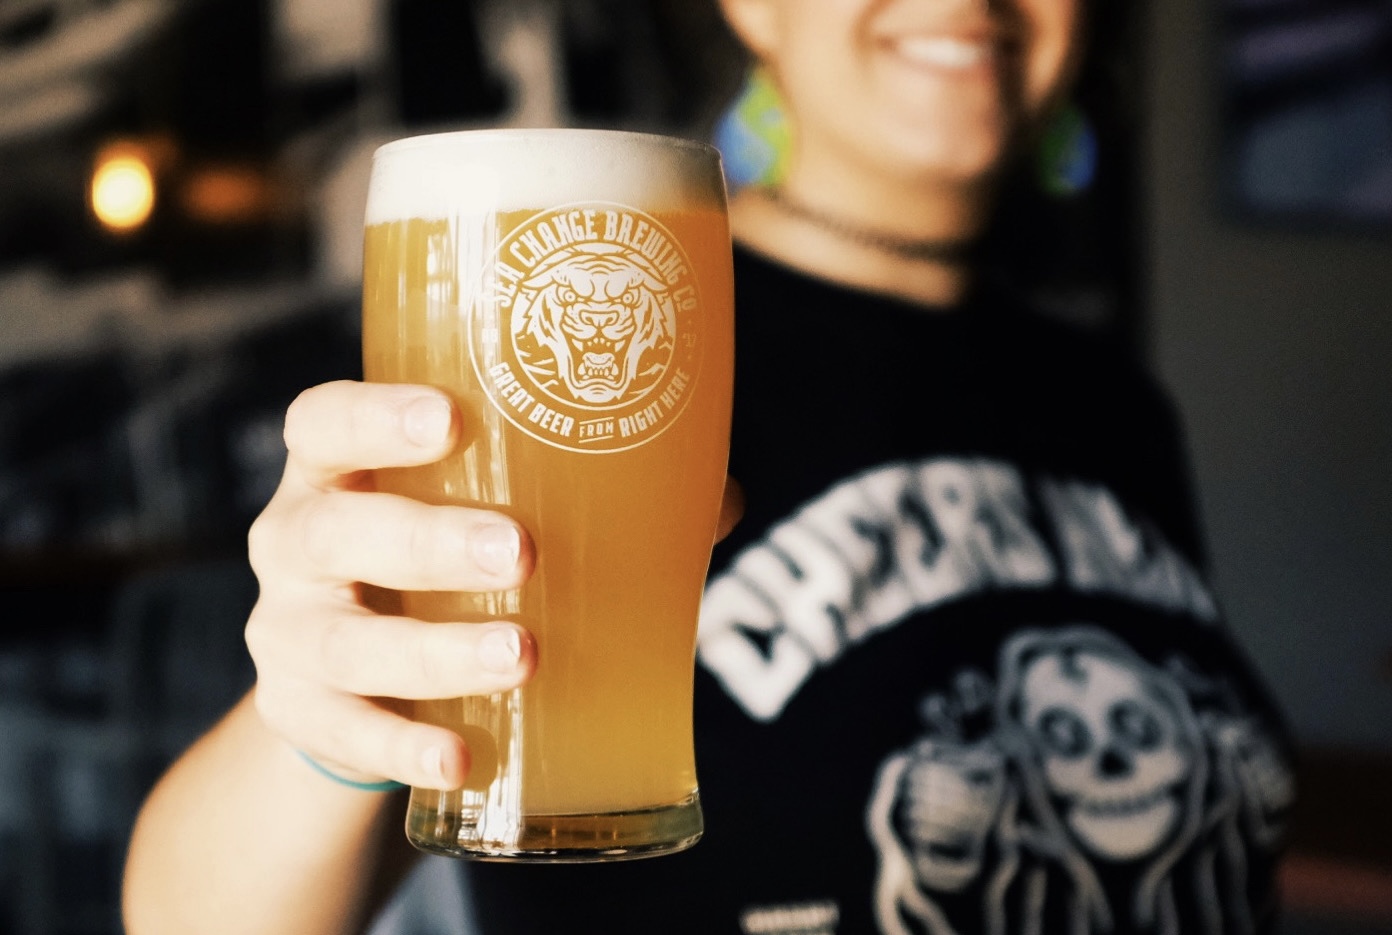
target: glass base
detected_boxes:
[405,792,703,863]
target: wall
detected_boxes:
[1145,0,1392,752]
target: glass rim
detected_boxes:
[373,126,720,161]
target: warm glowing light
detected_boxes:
[180,165,271,224]
[91,151,156,231]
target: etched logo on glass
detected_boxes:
[473,203,702,453]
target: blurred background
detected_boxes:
[0,0,1387,933]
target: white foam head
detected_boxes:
[366,128,726,225]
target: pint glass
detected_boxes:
[361,129,734,861]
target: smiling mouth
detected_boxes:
[1078,786,1174,820]
[892,36,995,69]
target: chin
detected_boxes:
[885,141,1012,189]
[869,115,1020,187]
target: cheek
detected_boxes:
[776,50,861,142]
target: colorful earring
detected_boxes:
[1036,102,1099,198]
[712,66,792,191]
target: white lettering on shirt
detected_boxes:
[697,458,1217,721]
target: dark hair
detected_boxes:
[982,0,1151,351]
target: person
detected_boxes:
[122,0,1298,933]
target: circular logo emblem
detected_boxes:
[471,203,702,453]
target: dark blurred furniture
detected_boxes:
[0,295,358,934]
[1279,748,1392,933]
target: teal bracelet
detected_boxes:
[295,749,407,792]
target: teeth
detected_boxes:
[1080,788,1168,818]
[894,37,992,69]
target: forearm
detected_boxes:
[122,690,418,935]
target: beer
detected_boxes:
[361,130,734,860]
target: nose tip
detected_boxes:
[1097,747,1133,779]
[581,306,620,324]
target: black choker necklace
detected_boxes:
[764,187,978,264]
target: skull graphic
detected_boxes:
[1002,629,1200,862]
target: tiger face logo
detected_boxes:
[514,242,674,406]
[474,203,704,454]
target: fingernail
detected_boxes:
[421,745,446,783]
[478,626,522,673]
[404,396,453,447]
[471,523,520,577]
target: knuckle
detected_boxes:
[409,628,452,690]
[251,682,291,732]
[406,512,442,570]
[323,712,375,764]
[246,510,280,576]
[298,494,351,571]
[243,607,274,668]
[316,615,364,690]
[344,388,381,451]
[285,381,363,457]
[405,509,451,575]
[281,385,322,449]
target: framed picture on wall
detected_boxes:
[1222,0,1392,229]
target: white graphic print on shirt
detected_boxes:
[866,627,1293,935]
[697,458,1292,935]
[697,458,1217,722]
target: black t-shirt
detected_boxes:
[435,245,1296,935]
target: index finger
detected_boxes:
[283,380,459,489]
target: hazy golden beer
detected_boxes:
[361,130,733,860]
